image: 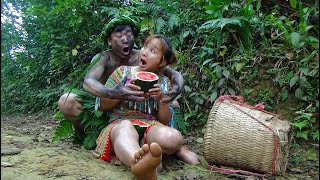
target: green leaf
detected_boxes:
[72,49,78,56]
[199,18,241,31]
[290,32,301,48]
[222,69,230,79]
[202,59,212,67]
[210,91,218,103]
[53,111,64,120]
[295,88,303,99]
[292,120,309,130]
[289,0,297,9]
[93,110,104,117]
[228,88,235,95]
[83,131,99,150]
[236,63,244,72]
[312,130,319,141]
[296,130,309,140]
[184,85,192,93]
[182,31,190,38]
[52,120,75,142]
[289,75,299,89]
[299,68,309,76]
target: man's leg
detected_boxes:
[58,93,84,130]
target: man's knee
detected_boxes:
[58,93,82,116]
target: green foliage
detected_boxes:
[52,112,75,142]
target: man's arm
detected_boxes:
[83,54,145,100]
[83,55,118,98]
[161,66,184,103]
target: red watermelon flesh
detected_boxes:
[135,71,159,93]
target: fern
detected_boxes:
[145,3,161,16]
[198,17,241,31]
[168,14,179,30]
[100,6,119,16]
[52,120,75,142]
[83,129,101,149]
[156,17,165,33]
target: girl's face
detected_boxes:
[139,38,167,72]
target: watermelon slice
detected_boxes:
[134,71,159,93]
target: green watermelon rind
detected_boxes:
[134,71,159,93]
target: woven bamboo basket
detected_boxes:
[203,96,291,175]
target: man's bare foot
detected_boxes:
[176,146,199,165]
[131,143,162,180]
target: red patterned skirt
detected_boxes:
[93,119,160,162]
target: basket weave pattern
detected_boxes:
[203,96,291,175]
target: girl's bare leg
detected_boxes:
[145,124,199,164]
[110,120,141,166]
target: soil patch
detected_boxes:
[1,115,318,180]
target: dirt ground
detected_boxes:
[1,114,319,180]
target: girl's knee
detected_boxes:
[148,126,183,152]
[112,120,134,133]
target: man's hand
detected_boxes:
[114,76,145,101]
[162,75,183,104]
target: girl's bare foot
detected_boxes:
[176,146,199,165]
[131,143,162,180]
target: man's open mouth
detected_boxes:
[122,47,130,55]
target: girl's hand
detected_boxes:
[146,84,164,101]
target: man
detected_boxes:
[58,16,184,132]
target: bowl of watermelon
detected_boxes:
[134,71,159,93]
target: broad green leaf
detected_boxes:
[222,69,230,79]
[210,91,217,103]
[215,65,222,78]
[210,62,221,68]
[289,75,299,88]
[202,59,212,67]
[228,88,235,95]
[296,130,309,140]
[219,48,227,57]
[292,120,309,130]
[184,85,192,93]
[289,0,297,9]
[183,31,190,38]
[290,32,301,48]
[295,88,303,99]
[299,67,309,76]
[236,63,244,72]
[72,49,78,56]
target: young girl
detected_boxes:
[93,34,198,180]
